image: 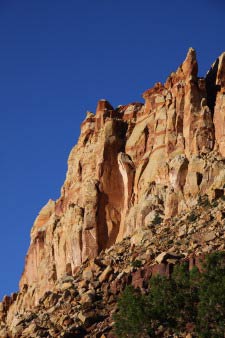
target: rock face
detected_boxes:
[2,49,225,329]
[2,195,225,338]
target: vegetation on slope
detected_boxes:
[114,252,225,338]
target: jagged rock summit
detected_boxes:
[1,48,225,336]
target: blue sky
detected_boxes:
[0,0,224,299]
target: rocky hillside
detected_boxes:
[1,48,225,337]
[1,196,225,337]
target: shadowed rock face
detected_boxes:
[206,52,225,156]
[4,49,225,318]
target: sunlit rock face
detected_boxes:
[6,49,225,318]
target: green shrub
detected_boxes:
[196,252,225,338]
[114,252,225,338]
[114,263,197,337]
[211,200,218,207]
[152,213,163,226]
[113,286,149,337]
[187,212,197,223]
[198,195,210,207]
[147,275,178,330]
[131,260,142,268]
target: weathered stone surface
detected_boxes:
[80,290,96,305]
[203,231,216,242]
[3,49,225,336]
[99,266,113,283]
[207,52,225,156]
[2,195,225,337]
[155,252,183,264]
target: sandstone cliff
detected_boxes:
[1,48,225,336]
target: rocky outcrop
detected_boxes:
[1,196,225,337]
[2,49,225,334]
[206,52,225,156]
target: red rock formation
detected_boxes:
[3,49,225,326]
[206,52,225,156]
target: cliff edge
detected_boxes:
[1,48,225,337]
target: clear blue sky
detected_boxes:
[0,0,224,299]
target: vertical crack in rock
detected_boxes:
[206,57,220,115]
[117,152,135,241]
[206,53,225,156]
[97,118,128,250]
[4,49,225,321]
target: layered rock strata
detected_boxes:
[2,49,225,329]
[1,196,225,337]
